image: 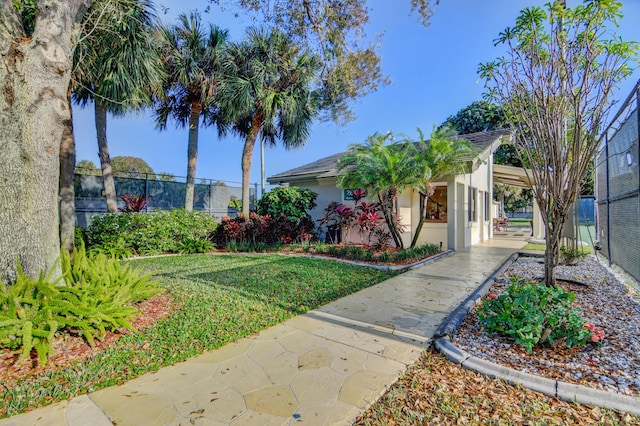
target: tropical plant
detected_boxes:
[219,27,321,216]
[478,277,599,353]
[119,193,149,213]
[337,132,418,249]
[73,0,164,214]
[407,127,475,248]
[155,12,229,212]
[479,0,638,285]
[0,244,161,365]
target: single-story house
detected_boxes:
[267,129,543,250]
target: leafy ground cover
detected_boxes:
[356,349,637,425]
[0,254,397,418]
[224,241,442,266]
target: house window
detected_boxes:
[484,191,490,221]
[468,187,477,222]
[426,186,447,222]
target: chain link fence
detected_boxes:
[595,80,640,283]
[74,170,258,227]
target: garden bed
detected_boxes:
[452,255,640,396]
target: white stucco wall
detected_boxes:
[280,150,500,250]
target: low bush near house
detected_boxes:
[478,277,601,353]
[0,244,162,365]
[214,213,315,249]
[85,208,217,256]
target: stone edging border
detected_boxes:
[289,249,455,271]
[432,251,640,417]
[125,249,455,271]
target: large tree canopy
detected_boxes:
[479,0,638,285]
[210,0,439,123]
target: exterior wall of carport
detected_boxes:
[448,159,494,250]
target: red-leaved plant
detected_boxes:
[119,194,149,213]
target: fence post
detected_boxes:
[209,180,214,216]
[605,132,611,265]
[145,173,149,212]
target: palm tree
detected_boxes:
[73,0,164,213]
[155,12,228,212]
[337,133,420,249]
[408,127,474,248]
[219,27,321,216]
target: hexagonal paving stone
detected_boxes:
[290,368,346,404]
[244,385,298,418]
[298,347,333,371]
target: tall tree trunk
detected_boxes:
[0,0,91,283]
[543,206,567,285]
[377,194,403,249]
[59,89,77,255]
[185,102,202,212]
[95,100,118,213]
[410,193,428,249]
[241,113,263,216]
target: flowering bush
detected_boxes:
[478,277,598,353]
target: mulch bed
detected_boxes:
[0,292,175,387]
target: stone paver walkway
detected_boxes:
[0,236,525,426]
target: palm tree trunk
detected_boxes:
[377,194,403,249]
[241,113,263,216]
[410,193,428,249]
[185,102,202,212]
[95,100,118,213]
[59,88,76,255]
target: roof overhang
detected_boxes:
[493,164,534,188]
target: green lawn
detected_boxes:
[1,254,398,419]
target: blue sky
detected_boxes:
[72,0,640,189]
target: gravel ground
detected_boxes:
[453,254,640,396]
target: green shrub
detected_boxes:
[85,209,217,256]
[214,213,315,249]
[560,245,588,265]
[478,277,596,353]
[257,186,317,225]
[0,244,162,364]
[377,251,392,263]
[178,237,214,254]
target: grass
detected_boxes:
[356,349,638,425]
[507,217,533,227]
[0,254,399,419]
[522,243,595,255]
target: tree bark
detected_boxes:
[410,193,428,249]
[59,88,76,255]
[0,0,92,283]
[241,113,263,216]
[377,193,403,249]
[95,100,118,213]
[185,102,202,212]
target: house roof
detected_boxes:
[267,128,513,184]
